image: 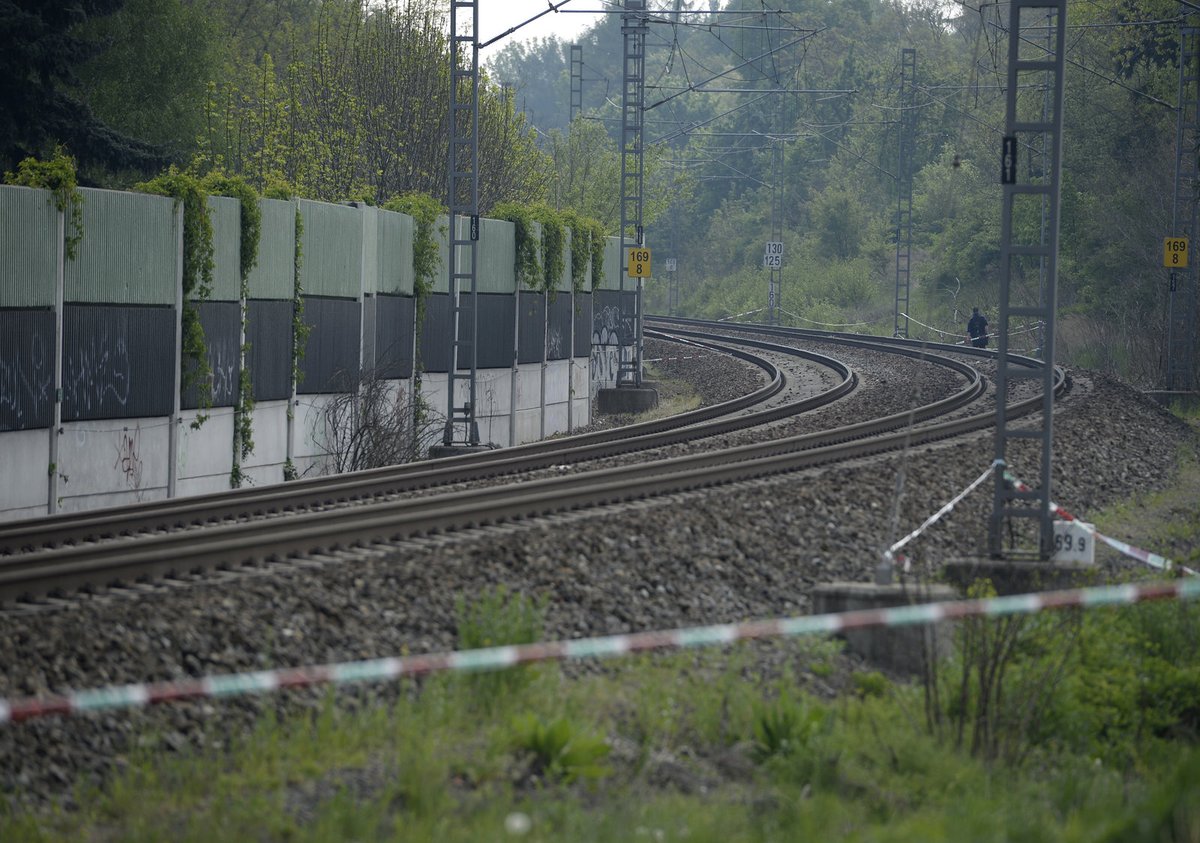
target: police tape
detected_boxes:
[4,576,1199,725]
[1005,471,1198,577]
[884,461,999,571]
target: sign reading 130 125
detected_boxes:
[627,248,652,278]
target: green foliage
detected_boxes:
[455,586,546,710]
[291,206,310,409]
[531,204,566,293]
[134,166,214,426]
[383,192,445,299]
[491,201,541,290]
[561,209,608,293]
[4,146,84,260]
[751,691,831,764]
[202,172,261,486]
[508,713,612,784]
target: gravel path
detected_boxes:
[1,338,1196,807]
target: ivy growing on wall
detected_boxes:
[134,166,215,428]
[203,173,262,488]
[561,210,607,294]
[3,146,84,261]
[530,204,565,296]
[383,191,446,444]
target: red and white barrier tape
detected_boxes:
[884,462,999,570]
[3,577,1198,725]
[1005,471,1197,576]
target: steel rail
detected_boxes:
[0,338,1029,603]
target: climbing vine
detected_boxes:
[4,146,84,261]
[203,173,262,488]
[134,166,215,428]
[561,210,607,294]
[383,191,446,443]
[531,204,565,296]
[283,201,309,482]
[491,201,541,290]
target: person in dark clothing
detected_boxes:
[967,307,989,348]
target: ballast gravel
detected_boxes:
[0,335,1196,808]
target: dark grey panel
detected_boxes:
[419,293,450,373]
[591,289,634,346]
[573,292,592,358]
[0,308,54,431]
[375,294,415,379]
[362,293,377,371]
[477,293,514,369]
[517,290,546,364]
[182,301,240,409]
[63,304,174,421]
[547,293,572,361]
[246,299,293,402]
[298,296,361,394]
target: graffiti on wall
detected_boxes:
[113,423,144,490]
[546,325,564,359]
[0,334,53,428]
[64,330,132,414]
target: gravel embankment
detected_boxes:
[1,338,1196,806]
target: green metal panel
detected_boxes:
[298,199,362,299]
[66,188,177,305]
[360,205,378,295]
[248,198,296,301]
[479,217,515,294]
[0,185,58,308]
[206,195,240,302]
[377,208,414,295]
[600,236,625,291]
[433,213,450,294]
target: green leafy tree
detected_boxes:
[0,0,166,176]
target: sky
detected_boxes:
[476,1,610,55]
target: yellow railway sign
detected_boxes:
[1164,237,1189,268]
[627,247,652,278]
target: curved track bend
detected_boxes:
[0,324,1062,604]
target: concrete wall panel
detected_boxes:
[0,428,50,518]
[177,407,235,495]
[239,399,290,485]
[56,418,170,511]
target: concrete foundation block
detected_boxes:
[811,581,959,676]
[596,386,658,414]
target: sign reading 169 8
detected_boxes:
[627,248,652,278]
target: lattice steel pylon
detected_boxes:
[444,0,480,445]
[989,0,1066,559]
[570,44,583,123]
[894,48,916,339]
[618,0,648,387]
[1166,19,1200,399]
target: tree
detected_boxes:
[0,0,165,176]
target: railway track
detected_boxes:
[0,324,1062,604]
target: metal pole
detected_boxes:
[618,0,648,388]
[894,48,916,339]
